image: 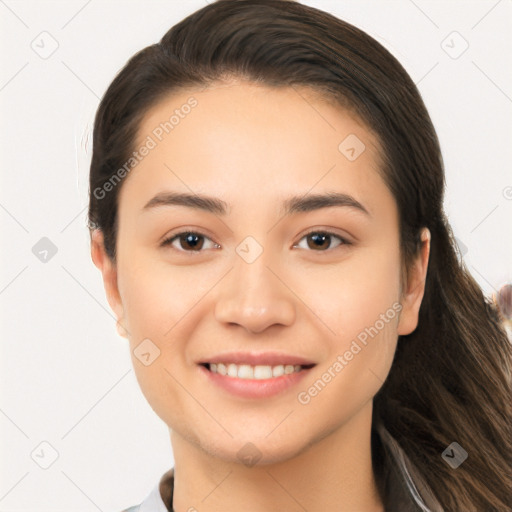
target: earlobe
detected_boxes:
[90,230,126,332]
[116,318,129,339]
[397,228,431,336]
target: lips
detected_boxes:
[197,351,316,398]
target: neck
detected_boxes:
[170,402,384,512]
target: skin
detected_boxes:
[91,79,430,512]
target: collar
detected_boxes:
[372,421,444,511]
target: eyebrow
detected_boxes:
[142,191,371,217]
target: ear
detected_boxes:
[90,230,127,338]
[397,228,430,336]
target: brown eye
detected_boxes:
[295,231,350,252]
[161,231,219,252]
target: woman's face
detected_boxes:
[92,80,428,464]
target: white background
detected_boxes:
[1,1,511,511]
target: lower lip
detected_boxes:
[198,364,314,399]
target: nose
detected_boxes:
[214,251,296,334]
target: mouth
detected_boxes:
[197,353,317,399]
[200,362,315,380]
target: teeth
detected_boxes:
[272,365,285,377]
[238,364,254,379]
[254,365,272,379]
[208,363,304,379]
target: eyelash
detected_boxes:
[160,229,352,254]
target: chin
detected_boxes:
[199,433,311,467]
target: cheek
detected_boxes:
[117,257,213,406]
[341,249,402,375]
[293,243,402,341]
[120,270,190,428]
[297,244,402,400]
[118,255,203,340]
[296,261,402,426]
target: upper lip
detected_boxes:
[198,351,316,367]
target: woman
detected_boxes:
[88,1,512,510]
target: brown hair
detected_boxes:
[88,1,512,509]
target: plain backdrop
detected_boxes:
[1,1,511,511]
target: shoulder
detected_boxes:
[118,468,174,512]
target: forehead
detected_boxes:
[120,80,392,219]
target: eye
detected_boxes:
[294,230,351,252]
[160,231,220,252]
[160,229,351,253]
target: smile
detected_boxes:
[204,362,313,380]
[198,362,316,399]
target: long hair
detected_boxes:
[88,1,512,509]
